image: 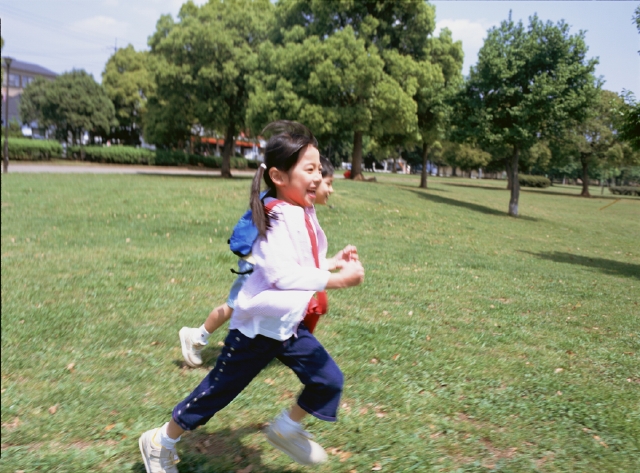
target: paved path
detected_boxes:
[3,162,257,177]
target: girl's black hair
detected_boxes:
[250,120,318,236]
[320,155,334,178]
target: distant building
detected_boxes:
[2,57,57,126]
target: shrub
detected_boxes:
[69,146,155,165]
[187,154,249,170]
[247,160,260,169]
[154,150,189,166]
[609,186,640,196]
[7,138,63,160]
[519,174,551,188]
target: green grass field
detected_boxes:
[2,172,639,472]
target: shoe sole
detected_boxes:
[265,428,327,466]
[179,327,202,368]
[139,434,152,473]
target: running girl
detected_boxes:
[139,121,364,472]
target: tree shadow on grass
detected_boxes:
[444,182,633,201]
[131,425,288,473]
[408,189,538,222]
[521,251,640,280]
[136,172,254,180]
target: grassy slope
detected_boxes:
[1,173,638,472]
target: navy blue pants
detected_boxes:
[172,324,343,431]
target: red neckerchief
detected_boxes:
[263,199,328,333]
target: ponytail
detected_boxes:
[251,163,268,236]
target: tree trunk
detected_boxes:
[452,166,457,177]
[580,154,590,197]
[419,142,429,189]
[351,130,363,179]
[508,147,520,216]
[221,122,235,178]
[506,161,513,190]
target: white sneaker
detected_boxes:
[139,428,180,473]
[179,327,206,367]
[265,413,328,466]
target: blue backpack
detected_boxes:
[227,191,268,257]
[228,209,259,257]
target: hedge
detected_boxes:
[155,151,249,169]
[609,186,640,196]
[519,174,551,188]
[69,146,155,165]
[6,138,63,160]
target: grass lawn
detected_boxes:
[1,172,639,472]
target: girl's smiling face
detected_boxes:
[271,145,322,207]
[315,176,334,205]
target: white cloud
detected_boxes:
[71,15,129,39]
[436,18,497,75]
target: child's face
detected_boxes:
[315,176,334,205]
[272,145,322,207]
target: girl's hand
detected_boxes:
[333,245,359,263]
[326,260,364,289]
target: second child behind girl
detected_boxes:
[139,121,364,473]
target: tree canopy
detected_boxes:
[20,70,116,144]
[102,45,155,145]
[145,0,273,176]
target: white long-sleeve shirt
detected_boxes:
[230,198,330,340]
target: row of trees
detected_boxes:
[16,1,640,216]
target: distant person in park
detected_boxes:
[178,155,336,367]
[139,121,363,473]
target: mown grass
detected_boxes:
[1,172,639,472]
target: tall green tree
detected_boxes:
[551,90,640,195]
[453,15,598,216]
[102,45,155,145]
[247,25,417,179]
[416,28,463,188]
[20,70,116,146]
[147,0,272,177]
[269,0,435,179]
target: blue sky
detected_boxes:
[1,0,638,95]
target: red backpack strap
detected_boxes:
[262,198,328,333]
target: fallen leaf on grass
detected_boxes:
[359,407,369,415]
[372,462,382,471]
[236,465,253,473]
[66,362,76,372]
[554,368,564,373]
[392,354,400,361]
[150,341,159,346]
[264,378,275,385]
[329,447,353,462]
[426,335,431,341]
[104,424,116,431]
[49,405,58,415]
[2,417,20,429]
[370,358,379,364]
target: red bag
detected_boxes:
[264,199,328,333]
